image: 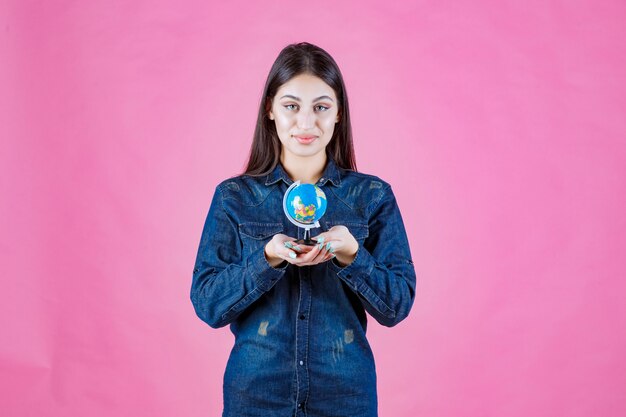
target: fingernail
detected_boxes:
[328,246,335,253]
[289,252,297,259]
[284,241,293,248]
[326,242,332,251]
[293,246,303,252]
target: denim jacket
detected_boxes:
[190,157,416,417]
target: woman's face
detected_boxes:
[268,73,340,160]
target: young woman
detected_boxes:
[191,42,416,417]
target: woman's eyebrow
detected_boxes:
[280,94,334,102]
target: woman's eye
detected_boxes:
[283,104,329,112]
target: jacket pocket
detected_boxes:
[238,222,284,257]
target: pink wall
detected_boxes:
[2,1,625,416]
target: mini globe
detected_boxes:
[283,182,327,226]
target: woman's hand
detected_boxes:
[264,233,334,267]
[313,225,359,267]
[264,234,306,267]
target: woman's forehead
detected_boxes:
[276,74,336,101]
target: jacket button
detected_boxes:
[299,314,305,320]
[346,273,352,278]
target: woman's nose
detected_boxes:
[296,109,315,130]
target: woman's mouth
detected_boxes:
[294,136,317,144]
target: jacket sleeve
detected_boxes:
[190,184,288,328]
[328,184,417,327]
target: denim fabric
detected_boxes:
[191,157,416,417]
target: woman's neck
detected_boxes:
[280,151,327,185]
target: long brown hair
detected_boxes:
[243,42,357,176]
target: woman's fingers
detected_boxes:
[296,241,335,266]
[283,240,306,253]
[269,235,304,262]
[272,234,340,266]
[310,243,330,264]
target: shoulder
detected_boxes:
[340,169,392,191]
[215,174,273,206]
[331,168,393,211]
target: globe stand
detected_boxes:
[294,227,317,246]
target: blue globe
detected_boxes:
[284,183,327,224]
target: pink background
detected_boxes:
[2,0,625,416]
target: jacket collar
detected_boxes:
[265,156,342,187]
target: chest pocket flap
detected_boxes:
[326,222,369,241]
[238,222,284,254]
[239,222,284,239]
